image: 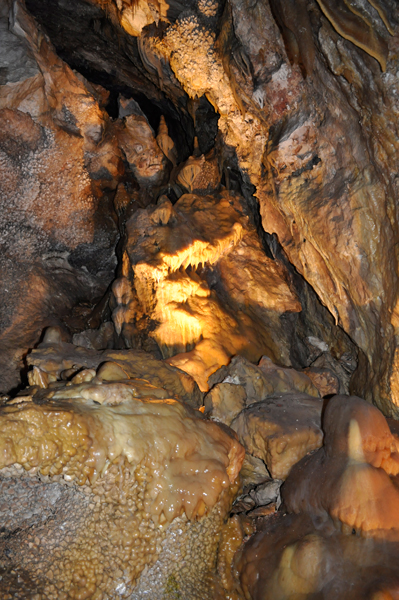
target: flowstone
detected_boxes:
[0,360,244,599]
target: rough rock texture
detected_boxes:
[114,190,302,390]
[235,395,399,600]
[0,360,244,598]
[26,327,203,407]
[208,355,319,404]
[44,0,397,414]
[0,0,120,392]
[224,0,399,414]
[3,0,399,595]
[231,392,324,480]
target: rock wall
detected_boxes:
[2,0,399,597]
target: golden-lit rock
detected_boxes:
[176,150,221,194]
[209,355,319,405]
[302,366,341,397]
[0,361,244,598]
[116,191,301,390]
[236,398,399,598]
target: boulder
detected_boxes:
[231,392,324,480]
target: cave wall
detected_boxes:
[1,0,399,416]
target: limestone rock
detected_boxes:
[204,382,246,426]
[27,330,203,407]
[249,479,282,508]
[227,0,399,412]
[257,356,320,399]
[209,355,319,405]
[283,396,399,538]
[176,150,221,194]
[156,114,178,166]
[116,191,301,390]
[236,396,399,600]
[116,96,169,189]
[239,453,270,489]
[237,512,399,600]
[231,392,324,480]
[302,366,340,397]
[310,351,354,395]
[0,1,120,392]
[0,363,244,598]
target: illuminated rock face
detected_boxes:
[0,359,244,598]
[114,191,302,391]
[66,0,399,412]
[2,0,399,596]
[223,0,399,414]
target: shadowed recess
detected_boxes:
[269,0,394,74]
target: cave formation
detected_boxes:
[1,0,399,597]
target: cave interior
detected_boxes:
[1,0,399,598]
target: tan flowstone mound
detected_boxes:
[0,360,244,599]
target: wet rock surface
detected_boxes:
[0,356,243,598]
[2,0,399,597]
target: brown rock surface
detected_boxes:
[284,395,399,538]
[115,190,302,390]
[236,395,399,600]
[209,355,319,405]
[236,512,399,600]
[231,392,324,480]
[27,328,203,407]
[74,0,399,414]
[115,96,169,190]
[204,383,247,427]
[226,0,399,413]
[0,1,120,392]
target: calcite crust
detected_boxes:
[0,369,244,599]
